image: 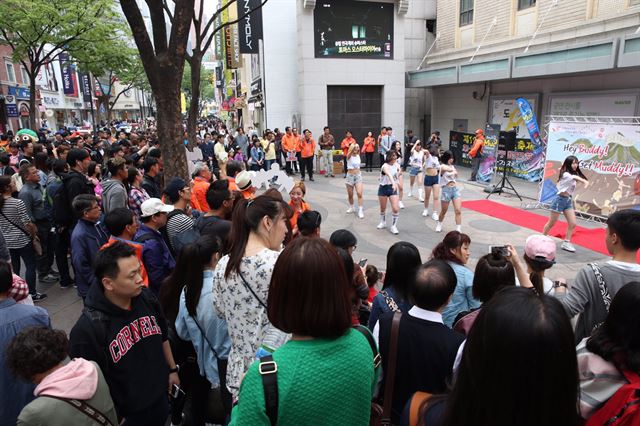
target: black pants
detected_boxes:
[379,153,385,166]
[470,157,481,181]
[365,153,374,171]
[35,220,54,276]
[122,394,170,426]
[10,243,37,294]
[300,156,314,179]
[54,228,74,286]
[294,152,301,172]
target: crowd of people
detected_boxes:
[1,120,639,426]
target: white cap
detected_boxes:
[140,198,174,218]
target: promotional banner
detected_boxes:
[59,53,77,96]
[516,97,544,154]
[490,96,537,139]
[79,72,92,102]
[449,130,544,183]
[540,122,640,216]
[238,0,263,54]
[214,3,224,60]
[223,0,241,69]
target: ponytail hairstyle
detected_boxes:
[524,254,554,296]
[558,155,587,181]
[225,194,293,278]
[431,231,471,265]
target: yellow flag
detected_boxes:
[181,92,187,113]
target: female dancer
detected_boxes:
[377,150,401,234]
[407,141,425,201]
[363,132,375,172]
[393,140,405,209]
[543,155,589,252]
[422,146,441,221]
[345,143,365,218]
[436,150,462,233]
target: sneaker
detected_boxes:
[330,174,335,177]
[325,174,329,178]
[561,241,576,252]
[432,212,439,221]
[309,177,315,181]
[390,225,399,235]
[399,201,405,209]
[39,274,59,284]
[346,206,354,214]
[357,208,364,219]
[301,177,305,181]
[60,283,73,289]
[31,293,48,302]
[377,221,387,229]
[407,191,413,198]
[435,222,443,233]
[422,209,429,217]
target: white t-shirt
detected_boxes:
[347,156,361,170]
[409,151,424,168]
[425,154,440,169]
[379,163,399,186]
[556,172,578,195]
[440,166,457,185]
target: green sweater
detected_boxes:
[229,328,377,425]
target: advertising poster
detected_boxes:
[450,130,544,183]
[238,0,263,54]
[489,97,537,139]
[59,53,78,97]
[541,122,640,216]
[314,0,394,59]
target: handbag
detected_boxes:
[373,311,402,426]
[0,210,42,256]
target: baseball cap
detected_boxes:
[235,171,252,191]
[163,177,188,203]
[475,128,484,135]
[524,235,556,263]
[140,198,174,218]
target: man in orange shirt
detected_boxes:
[298,129,316,181]
[468,128,485,181]
[281,126,298,176]
[190,162,213,211]
[341,130,357,178]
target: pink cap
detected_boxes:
[525,235,556,263]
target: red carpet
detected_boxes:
[461,200,615,257]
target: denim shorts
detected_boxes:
[423,175,440,187]
[346,173,363,186]
[409,166,422,177]
[550,194,574,213]
[378,184,397,197]
[441,185,461,202]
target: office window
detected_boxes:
[460,0,474,26]
[20,66,29,84]
[518,0,536,10]
[5,62,15,82]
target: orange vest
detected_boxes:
[288,200,311,229]
[282,134,297,152]
[100,237,149,287]
[341,137,356,156]
[298,137,316,158]
[363,137,375,153]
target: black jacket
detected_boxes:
[141,174,161,199]
[69,284,169,418]
[62,170,94,206]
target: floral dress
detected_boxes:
[213,248,280,398]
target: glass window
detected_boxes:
[5,62,15,82]
[20,66,29,85]
[460,0,474,26]
[518,0,536,10]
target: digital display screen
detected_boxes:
[314,0,394,59]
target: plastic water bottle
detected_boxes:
[255,325,289,359]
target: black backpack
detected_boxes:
[52,178,72,228]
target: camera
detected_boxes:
[489,245,509,257]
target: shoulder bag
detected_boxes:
[39,394,114,426]
[238,269,268,309]
[0,209,42,256]
[374,311,402,426]
[380,290,400,313]
[588,263,611,333]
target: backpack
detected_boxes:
[46,176,71,227]
[171,227,201,256]
[586,370,640,426]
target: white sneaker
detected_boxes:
[407,191,413,198]
[432,212,439,221]
[357,208,364,219]
[561,241,576,252]
[399,201,405,209]
[422,209,429,217]
[346,206,354,214]
[456,225,462,232]
[377,221,387,229]
[435,222,443,233]
[390,225,399,235]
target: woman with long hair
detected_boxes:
[175,235,232,424]
[213,194,292,399]
[543,155,589,252]
[431,231,479,327]
[410,287,580,426]
[345,143,364,219]
[367,241,422,329]
[520,234,560,296]
[87,161,103,201]
[377,150,401,235]
[363,131,375,172]
[579,282,640,420]
[422,147,441,221]
[407,141,425,201]
[229,238,377,425]
[393,140,405,209]
[436,151,462,234]
[127,167,149,219]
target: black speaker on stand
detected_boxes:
[486,130,522,201]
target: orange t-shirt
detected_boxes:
[363,137,375,153]
[288,200,311,229]
[227,177,239,192]
[100,237,149,287]
[191,176,210,212]
[298,137,316,158]
[282,134,297,152]
[341,137,356,156]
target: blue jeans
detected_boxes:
[10,243,37,295]
[264,159,274,170]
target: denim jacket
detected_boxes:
[442,261,481,327]
[175,271,231,385]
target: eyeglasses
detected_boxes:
[84,205,100,213]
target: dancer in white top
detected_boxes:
[393,141,405,209]
[542,155,589,252]
[422,146,441,221]
[407,142,425,202]
[435,151,462,233]
[345,143,365,219]
[377,150,401,234]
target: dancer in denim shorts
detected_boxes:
[422,147,442,221]
[542,155,589,253]
[436,151,462,233]
[345,144,365,219]
[407,142,425,202]
[377,151,401,234]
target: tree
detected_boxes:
[182,63,215,121]
[0,0,126,129]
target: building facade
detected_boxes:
[408,0,640,141]
[0,45,34,133]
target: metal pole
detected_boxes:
[87,74,98,143]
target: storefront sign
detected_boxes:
[223,0,241,69]
[41,95,62,107]
[8,86,31,100]
[251,79,261,96]
[59,53,79,97]
[548,93,638,118]
[238,0,263,54]
[5,95,18,117]
[79,72,92,102]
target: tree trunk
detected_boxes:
[29,71,38,129]
[155,89,188,181]
[186,56,202,148]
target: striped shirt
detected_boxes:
[0,197,31,249]
[166,210,195,251]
